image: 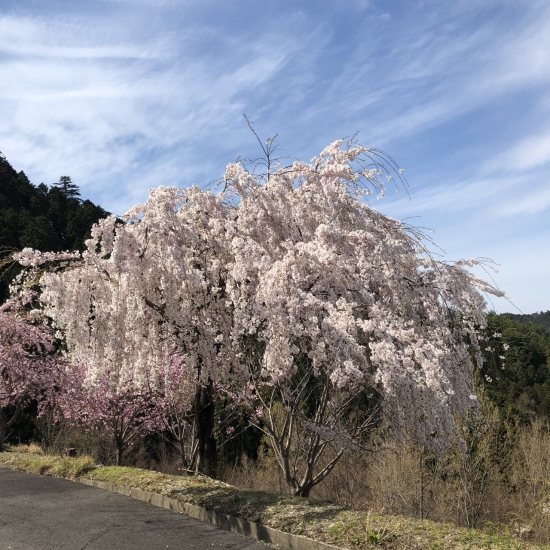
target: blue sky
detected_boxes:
[1,0,549,313]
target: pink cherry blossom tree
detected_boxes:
[0,297,62,452]
[14,137,504,486]
[222,138,504,494]
[152,355,198,469]
[57,360,168,466]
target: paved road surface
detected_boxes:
[0,469,267,550]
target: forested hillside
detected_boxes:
[0,152,108,301]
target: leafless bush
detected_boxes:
[507,418,550,542]
[218,436,288,494]
[130,439,186,475]
[310,450,373,509]
[35,412,116,464]
[366,441,449,520]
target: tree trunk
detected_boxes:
[117,441,124,466]
[194,378,217,478]
[294,484,313,498]
[0,400,22,453]
[0,415,6,453]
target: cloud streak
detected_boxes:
[484,130,550,173]
[0,9,318,206]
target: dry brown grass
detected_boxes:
[11,443,44,455]
[217,417,550,546]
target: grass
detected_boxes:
[1,446,95,479]
[1,446,546,550]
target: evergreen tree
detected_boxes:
[502,311,550,332]
[51,175,80,199]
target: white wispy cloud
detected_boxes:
[0,9,322,207]
[484,185,550,217]
[385,171,550,220]
[484,130,550,173]
[299,0,550,149]
[383,174,519,217]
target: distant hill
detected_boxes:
[0,151,109,302]
[501,311,550,332]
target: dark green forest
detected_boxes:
[480,311,550,421]
[0,151,109,301]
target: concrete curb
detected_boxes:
[78,478,342,550]
[1,463,341,550]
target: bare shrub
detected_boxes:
[150,439,187,475]
[365,440,448,520]
[35,412,116,465]
[310,450,373,509]
[218,437,287,494]
[128,438,186,475]
[34,410,64,450]
[508,418,550,542]
[446,398,513,528]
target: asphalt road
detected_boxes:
[0,469,267,550]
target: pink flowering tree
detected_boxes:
[57,360,168,466]
[152,355,198,469]
[14,138,504,486]
[0,297,62,452]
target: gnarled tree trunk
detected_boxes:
[194,377,217,478]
